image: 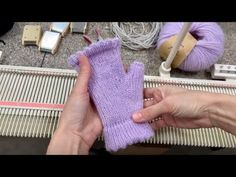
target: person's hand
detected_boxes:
[132,86,215,129]
[47,55,102,155]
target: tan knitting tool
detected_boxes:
[22,25,42,46]
[0,65,236,147]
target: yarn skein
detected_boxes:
[157,22,224,72]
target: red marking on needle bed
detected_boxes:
[0,101,64,109]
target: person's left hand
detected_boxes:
[132,86,214,130]
[47,55,102,155]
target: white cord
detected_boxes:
[111,22,162,50]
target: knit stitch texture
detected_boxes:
[68,38,154,152]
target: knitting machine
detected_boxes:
[0,65,236,148]
[1,22,236,149]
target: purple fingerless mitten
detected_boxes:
[68,38,154,152]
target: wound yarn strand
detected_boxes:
[111,22,162,50]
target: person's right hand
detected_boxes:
[132,86,216,130]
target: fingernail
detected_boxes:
[132,113,143,122]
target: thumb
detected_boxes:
[73,55,91,94]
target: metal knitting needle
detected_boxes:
[83,35,93,46]
[159,22,192,77]
[95,28,103,41]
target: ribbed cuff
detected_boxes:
[103,118,154,152]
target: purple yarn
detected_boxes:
[157,22,224,72]
[68,38,154,152]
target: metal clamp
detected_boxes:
[50,22,70,37]
[70,22,87,34]
[39,31,61,54]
